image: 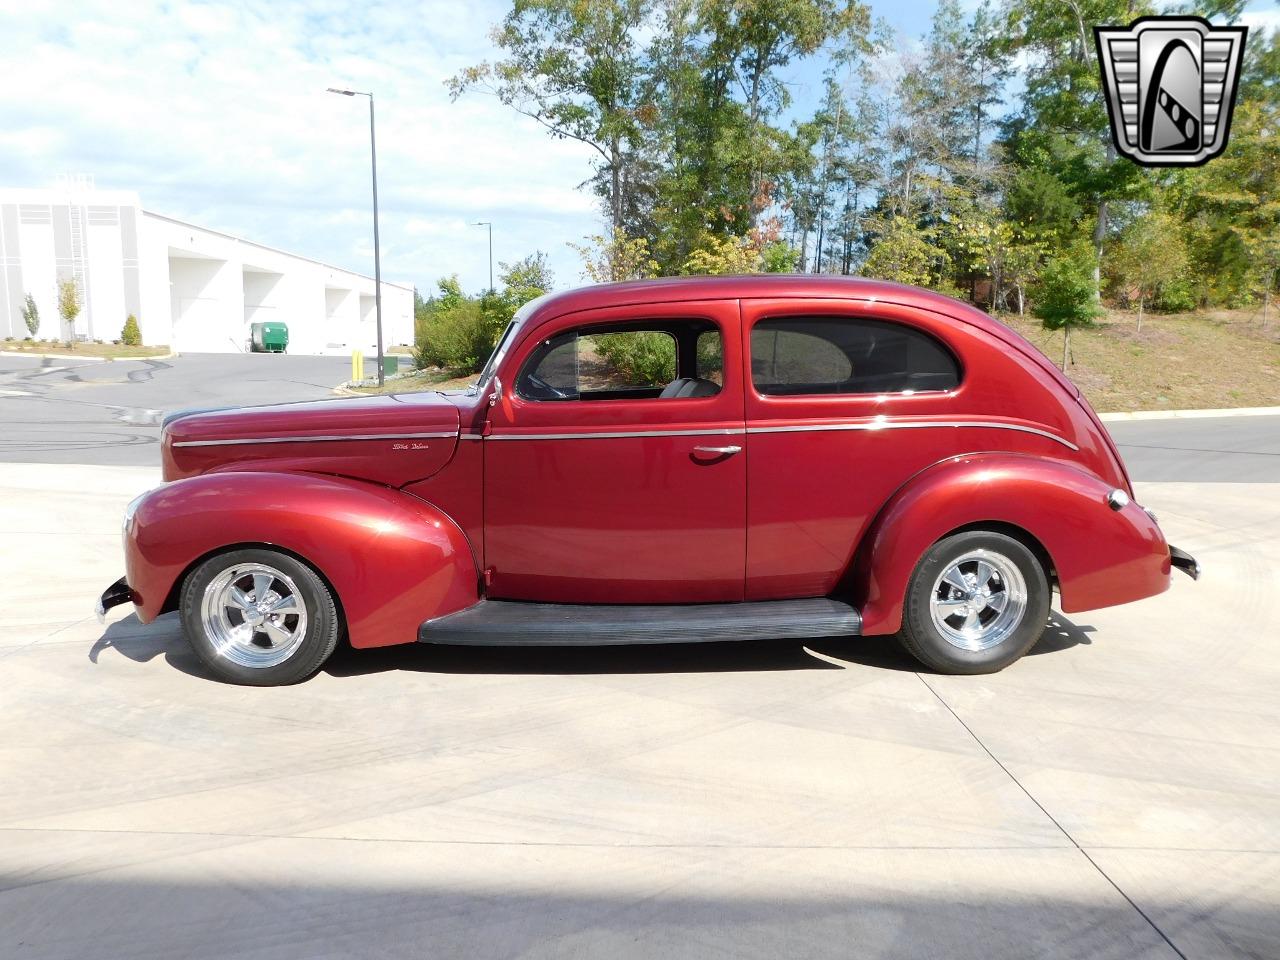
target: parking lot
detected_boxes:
[1,353,1277,959]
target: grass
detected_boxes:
[352,309,1280,412]
[1,340,171,359]
[999,309,1280,412]
[346,367,479,396]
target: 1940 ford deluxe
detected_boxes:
[98,276,1199,685]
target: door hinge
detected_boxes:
[483,566,495,587]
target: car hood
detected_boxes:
[162,393,462,487]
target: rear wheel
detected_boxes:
[897,531,1050,675]
[180,548,341,686]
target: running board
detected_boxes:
[418,598,861,647]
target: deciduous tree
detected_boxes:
[57,278,80,345]
[1111,212,1189,330]
[1034,245,1103,371]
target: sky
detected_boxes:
[1,0,1276,297]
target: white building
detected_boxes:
[0,183,413,354]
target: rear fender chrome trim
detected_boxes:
[173,432,457,448]
[745,420,1079,450]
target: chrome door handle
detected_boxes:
[693,445,742,456]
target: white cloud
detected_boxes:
[0,0,605,294]
[1241,8,1280,34]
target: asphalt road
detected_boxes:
[2,351,1277,479]
[1108,415,1280,482]
[0,353,388,466]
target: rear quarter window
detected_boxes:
[751,316,960,396]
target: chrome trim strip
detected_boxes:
[479,421,1076,449]
[486,427,746,441]
[173,432,457,448]
[745,420,1079,450]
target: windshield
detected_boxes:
[472,304,531,393]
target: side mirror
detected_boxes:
[489,376,502,407]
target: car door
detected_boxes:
[483,299,746,604]
[741,298,965,601]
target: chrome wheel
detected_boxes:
[199,562,309,669]
[929,549,1028,652]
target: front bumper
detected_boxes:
[1169,545,1201,580]
[95,577,134,623]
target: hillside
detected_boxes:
[1001,310,1280,413]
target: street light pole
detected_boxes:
[327,87,385,386]
[472,221,493,293]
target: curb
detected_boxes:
[1098,406,1280,422]
[0,350,177,362]
[1,350,108,363]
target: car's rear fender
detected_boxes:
[126,471,478,648]
[850,453,1170,635]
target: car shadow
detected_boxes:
[1030,612,1096,655]
[89,612,1096,682]
[805,612,1096,673]
[88,612,217,681]
[324,636,849,677]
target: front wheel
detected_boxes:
[180,548,342,685]
[897,531,1050,675]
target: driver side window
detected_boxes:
[517,322,722,402]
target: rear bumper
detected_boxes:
[1169,545,1201,580]
[95,577,134,623]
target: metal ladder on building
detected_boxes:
[67,203,90,341]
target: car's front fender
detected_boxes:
[850,453,1170,635]
[126,472,478,648]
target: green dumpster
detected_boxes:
[382,355,398,377]
[250,322,289,353]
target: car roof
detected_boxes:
[527,273,991,334]
[519,274,1078,399]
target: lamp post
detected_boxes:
[327,86,385,386]
[472,221,493,293]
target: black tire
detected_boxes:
[180,548,342,686]
[897,531,1050,675]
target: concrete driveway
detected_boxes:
[1,452,1277,957]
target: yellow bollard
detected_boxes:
[352,350,364,383]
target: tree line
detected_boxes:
[443,0,1277,349]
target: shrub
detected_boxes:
[413,299,503,373]
[592,332,676,386]
[121,315,142,346]
[21,293,39,337]
[1153,276,1197,313]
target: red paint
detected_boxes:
[482,299,746,602]
[127,471,477,648]
[163,393,459,488]
[123,275,1173,648]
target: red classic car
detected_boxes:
[98,276,1199,685]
